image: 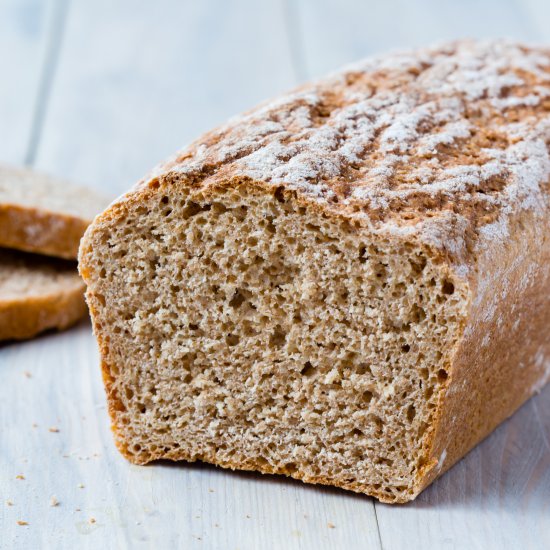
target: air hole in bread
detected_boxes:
[442,280,455,295]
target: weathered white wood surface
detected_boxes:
[1,1,549,549]
[36,0,298,195]
[0,0,62,164]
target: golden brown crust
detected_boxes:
[0,203,90,260]
[416,205,550,493]
[121,440,412,504]
[0,250,87,341]
[0,164,108,260]
[0,286,87,341]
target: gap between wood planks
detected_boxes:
[372,504,385,550]
[24,0,70,167]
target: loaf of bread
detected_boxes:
[0,249,87,341]
[0,165,108,259]
[79,40,550,503]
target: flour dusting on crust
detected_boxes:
[140,40,550,273]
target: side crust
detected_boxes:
[0,281,87,341]
[0,203,90,260]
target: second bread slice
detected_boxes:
[0,249,87,341]
[0,165,108,260]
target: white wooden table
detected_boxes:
[1,1,549,548]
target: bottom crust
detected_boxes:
[0,257,88,342]
[0,287,87,341]
[108,367,547,505]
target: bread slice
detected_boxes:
[0,165,108,259]
[0,249,87,341]
[79,40,550,503]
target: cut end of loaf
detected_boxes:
[80,180,468,503]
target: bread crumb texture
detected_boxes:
[80,40,550,503]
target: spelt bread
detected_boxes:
[79,40,550,503]
[0,165,108,259]
[0,249,86,341]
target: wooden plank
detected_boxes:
[1,1,382,548]
[0,0,60,164]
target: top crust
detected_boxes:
[124,40,550,278]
